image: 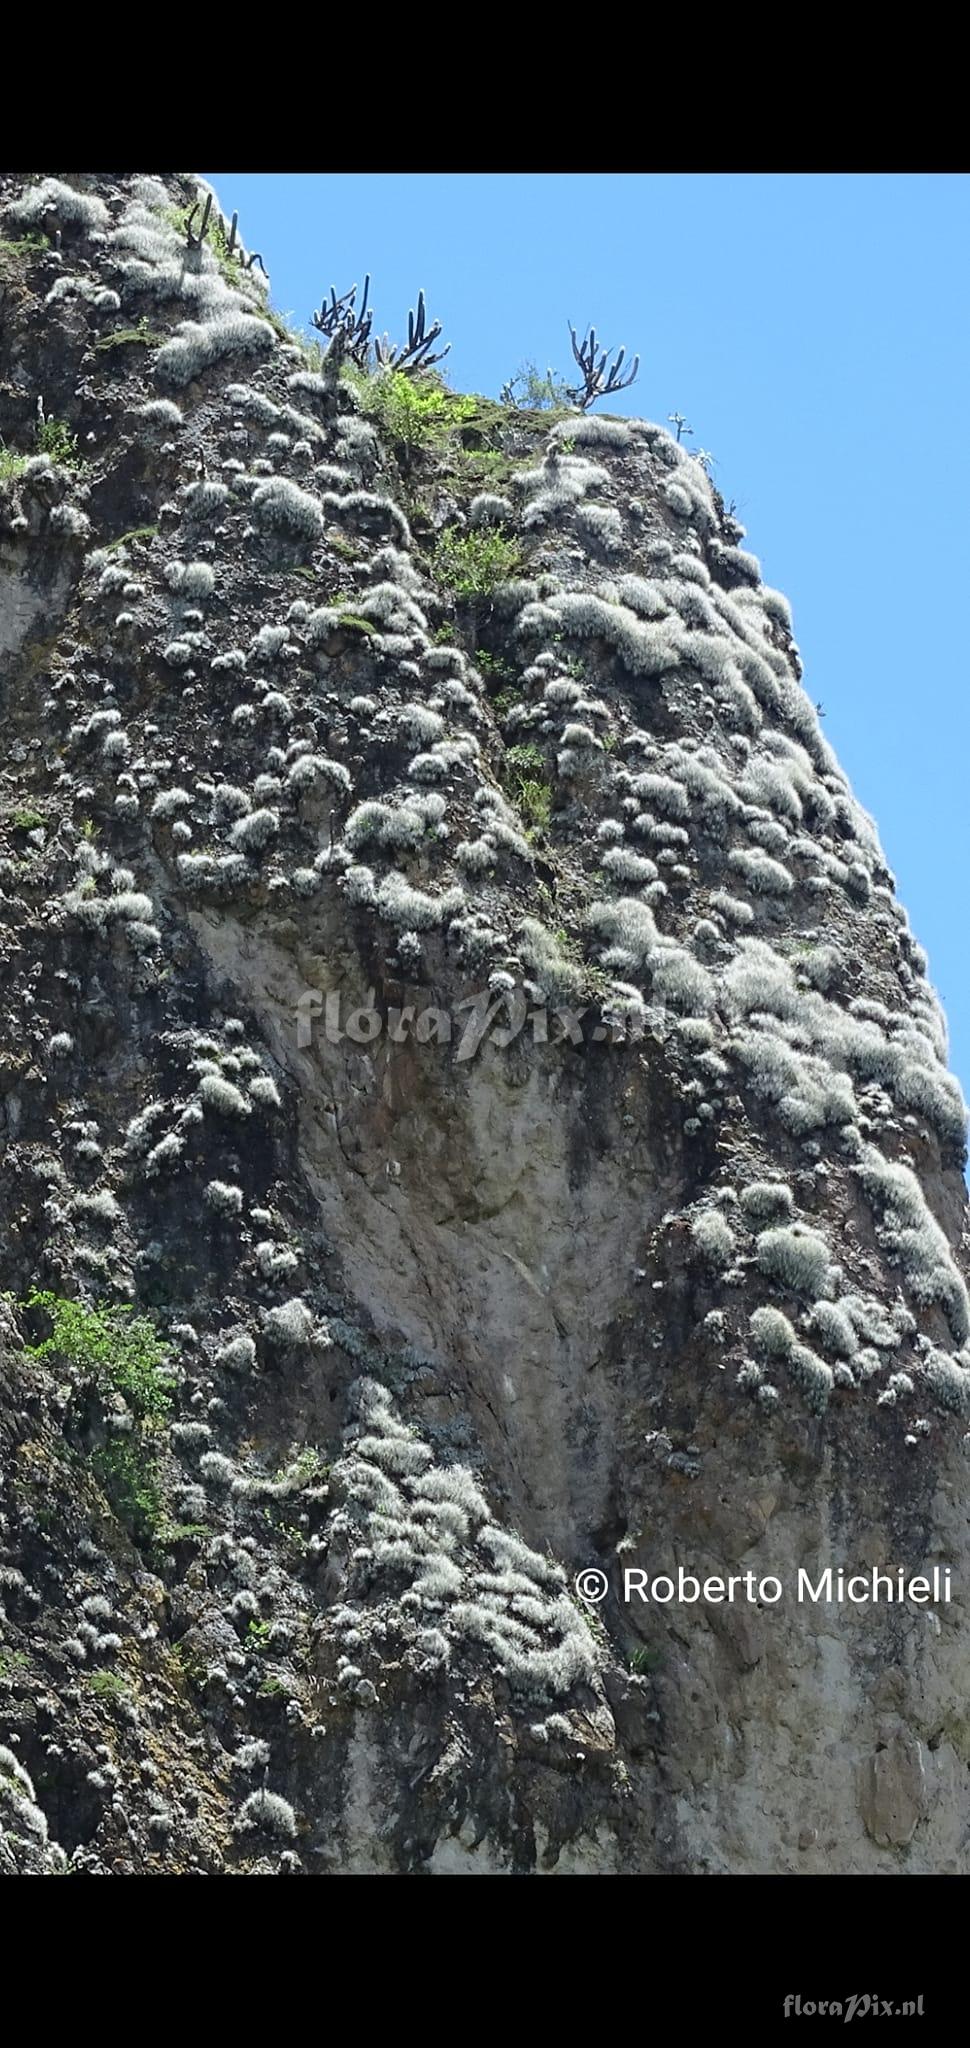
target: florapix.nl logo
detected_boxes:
[294,982,646,1062]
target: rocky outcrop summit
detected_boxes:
[1,173,968,1875]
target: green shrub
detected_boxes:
[502,742,552,832]
[475,648,515,682]
[335,612,379,637]
[22,1291,174,1422]
[36,416,80,468]
[104,525,157,552]
[359,370,475,467]
[0,444,27,481]
[274,1446,322,1487]
[629,1645,663,1674]
[87,1669,131,1704]
[257,1674,287,1699]
[0,231,49,255]
[157,1522,207,1547]
[462,448,511,484]
[518,783,552,831]
[431,525,522,601]
[500,361,572,410]
[91,1438,165,1547]
[493,686,521,718]
[93,318,160,353]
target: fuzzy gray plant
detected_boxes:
[230,808,279,856]
[691,1208,736,1268]
[519,590,683,680]
[321,488,411,549]
[155,314,273,388]
[251,476,325,543]
[235,1789,297,1840]
[518,918,585,1004]
[199,1072,251,1119]
[344,799,426,856]
[261,1298,318,1349]
[550,414,633,449]
[469,492,514,527]
[728,846,794,896]
[165,559,215,599]
[854,1144,969,1343]
[9,177,109,234]
[375,874,466,931]
[575,502,624,552]
[137,398,183,427]
[739,1180,795,1225]
[755,1223,832,1299]
[183,479,230,519]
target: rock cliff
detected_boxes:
[1,172,968,1875]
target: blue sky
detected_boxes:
[210,172,970,1100]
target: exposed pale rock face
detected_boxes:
[0,170,968,1874]
[860,1729,928,1849]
